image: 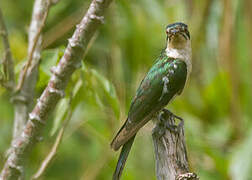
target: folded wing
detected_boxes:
[111,57,187,151]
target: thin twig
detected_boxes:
[32,128,64,179]
[32,97,73,179]
[16,0,51,91]
[83,31,99,59]
[12,0,54,149]
[0,0,113,179]
[42,7,85,49]
[4,0,57,179]
[0,8,15,90]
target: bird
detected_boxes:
[110,22,192,180]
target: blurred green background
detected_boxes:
[1,0,252,179]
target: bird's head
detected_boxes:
[166,22,190,49]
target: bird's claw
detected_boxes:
[165,123,179,133]
[159,109,184,134]
[154,126,166,139]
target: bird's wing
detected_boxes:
[111,56,187,150]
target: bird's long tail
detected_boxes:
[113,135,136,180]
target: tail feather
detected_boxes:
[112,135,136,180]
[111,120,127,151]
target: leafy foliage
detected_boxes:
[0,0,252,179]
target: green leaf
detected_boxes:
[51,98,69,135]
[81,63,120,119]
[37,48,65,91]
[51,78,85,135]
[91,69,120,119]
[69,78,88,112]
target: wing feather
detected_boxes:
[111,57,187,150]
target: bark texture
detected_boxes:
[0,0,113,179]
[12,0,51,142]
[152,109,199,180]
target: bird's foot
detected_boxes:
[159,109,184,134]
[153,109,184,138]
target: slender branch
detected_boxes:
[16,0,51,91]
[6,1,55,179]
[0,8,15,90]
[152,109,199,180]
[12,0,53,147]
[32,97,73,179]
[31,121,65,179]
[0,0,113,179]
[42,7,85,49]
[32,34,98,176]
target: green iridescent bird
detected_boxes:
[111,22,192,180]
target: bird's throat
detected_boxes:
[165,43,192,76]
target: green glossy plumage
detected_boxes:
[127,55,187,125]
[111,54,188,180]
[111,54,187,151]
[111,22,190,180]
